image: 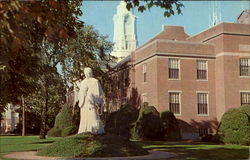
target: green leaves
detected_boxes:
[0,0,83,108]
[124,0,183,17]
[138,6,146,13]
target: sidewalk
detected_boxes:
[4,151,176,160]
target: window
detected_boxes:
[117,81,120,89]
[143,64,147,82]
[142,94,147,103]
[198,128,209,137]
[169,92,180,114]
[240,92,250,105]
[169,59,179,79]
[124,70,129,87]
[197,93,208,115]
[240,58,250,76]
[197,60,207,80]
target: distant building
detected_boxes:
[108,11,250,139]
[0,104,19,134]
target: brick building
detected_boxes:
[108,11,250,139]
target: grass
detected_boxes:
[0,136,249,160]
[38,133,148,158]
[136,141,250,160]
[0,135,61,160]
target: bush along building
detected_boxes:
[107,10,250,140]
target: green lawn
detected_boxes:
[0,136,249,160]
[0,136,61,160]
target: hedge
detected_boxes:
[105,104,138,139]
[47,104,78,137]
[218,105,250,145]
[161,111,181,140]
[132,102,163,140]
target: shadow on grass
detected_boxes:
[31,140,55,144]
[135,141,249,160]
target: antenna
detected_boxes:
[209,1,222,27]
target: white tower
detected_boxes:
[111,1,137,62]
[209,1,222,27]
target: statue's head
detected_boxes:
[84,67,93,78]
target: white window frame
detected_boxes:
[168,58,180,80]
[141,93,148,103]
[239,90,250,106]
[196,91,209,116]
[239,58,250,77]
[197,60,208,81]
[168,90,182,116]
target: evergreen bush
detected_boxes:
[61,126,78,137]
[218,105,250,145]
[132,102,163,140]
[161,111,181,140]
[47,104,78,137]
[47,128,62,137]
[105,104,138,139]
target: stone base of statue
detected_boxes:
[38,132,148,158]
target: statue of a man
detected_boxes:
[78,67,104,134]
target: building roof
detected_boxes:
[187,22,250,42]
[135,25,189,52]
[113,55,131,69]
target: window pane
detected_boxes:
[240,59,250,76]
[169,59,179,79]
[197,93,208,114]
[197,60,207,80]
[169,92,180,114]
[143,64,147,82]
[143,64,146,73]
[241,92,250,105]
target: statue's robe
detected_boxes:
[78,77,104,134]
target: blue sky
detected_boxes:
[80,1,249,46]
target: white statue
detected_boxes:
[78,67,105,134]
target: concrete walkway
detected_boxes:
[4,151,176,160]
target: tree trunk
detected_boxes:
[21,95,25,136]
[40,83,48,139]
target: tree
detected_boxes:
[60,25,114,83]
[0,0,183,132]
[36,40,67,139]
[0,0,83,113]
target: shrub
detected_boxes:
[61,126,78,137]
[55,104,74,130]
[161,111,181,140]
[47,104,78,137]
[132,102,163,140]
[72,104,80,127]
[105,104,138,139]
[47,128,62,137]
[201,134,222,143]
[38,133,148,157]
[218,105,250,145]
